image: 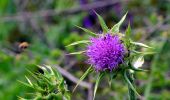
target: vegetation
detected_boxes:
[0,0,170,100]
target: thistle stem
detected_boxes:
[126,70,136,100]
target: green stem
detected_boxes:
[126,70,136,100]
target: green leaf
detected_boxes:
[25,76,33,86]
[26,69,39,81]
[58,79,65,91]
[53,68,63,80]
[68,51,86,55]
[17,96,27,100]
[132,50,156,55]
[37,65,48,74]
[45,65,55,75]
[123,23,131,48]
[73,66,93,92]
[63,92,71,100]
[40,75,53,86]
[66,40,90,47]
[131,67,148,72]
[48,93,62,100]
[125,23,131,38]
[18,80,34,89]
[75,25,97,36]
[109,72,117,86]
[123,70,140,97]
[93,72,104,100]
[111,12,128,33]
[131,41,153,49]
[95,12,109,33]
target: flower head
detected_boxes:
[67,12,152,98]
[86,33,125,72]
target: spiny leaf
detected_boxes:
[26,69,39,81]
[53,67,63,80]
[17,96,27,100]
[109,72,117,86]
[55,71,63,80]
[131,41,153,49]
[111,12,128,33]
[93,72,104,100]
[125,23,131,38]
[143,52,156,55]
[131,67,149,72]
[75,25,97,36]
[37,65,48,74]
[94,11,109,33]
[25,76,33,86]
[25,92,38,96]
[40,75,53,86]
[33,82,50,92]
[18,80,34,89]
[123,23,131,48]
[41,66,49,75]
[63,92,71,100]
[73,66,93,92]
[132,50,156,55]
[66,40,90,47]
[68,51,86,55]
[123,70,140,97]
[45,65,54,75]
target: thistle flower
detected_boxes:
[67,12,154,100]
[86,33,125,72]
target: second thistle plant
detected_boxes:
[67,12,154,100]
[18,65,70,100]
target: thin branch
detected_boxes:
[0,0,121,22]
[87,77,93,100]
[139,24,170,42]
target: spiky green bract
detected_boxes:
[94,11,109,33]
[111,12,128,33]
[75,25,97,36]
[93,72,105,100]
[19,65,70,100]
[67,12,155,100]
[73,66,93,92]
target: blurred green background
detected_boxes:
[0,0,170,100]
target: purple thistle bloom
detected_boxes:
[86,33,125,72]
